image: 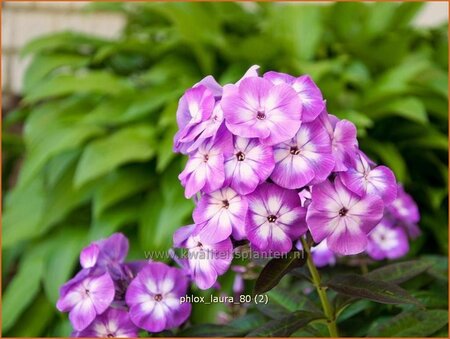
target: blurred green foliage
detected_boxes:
[2,2,448,337]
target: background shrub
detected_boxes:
[2,2,448,336]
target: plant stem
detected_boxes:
[301,237,339,337]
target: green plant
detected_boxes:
[2,2,447,337]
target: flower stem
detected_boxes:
[301,237,339,337]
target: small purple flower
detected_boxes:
[221,77,301,145]
[178,126,233,198]
[224,136,275,195]
[296,239,336,267]
[174,85,216,154]
[173,224,233,290]
[366,219,409,260]
[311,241,337,267]
[264,71,325,122]
[271,119,335,189]
[76,307,138,338]
[126,262,191,333]
[79,233,129,279]
[196,75,223,98]
[388,184,420,238]
[319,112,358,172]
[306,177,384,255]
[193,187,248,242]
[340,150,397,204]
[246,183,307,254]
[57,270,115,331]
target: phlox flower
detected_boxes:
[319,111,358,172]
[125,262,191,333]
[193,187,248,242]
[246,183,307,254]
[264,71,325,122]
[80,233,129,280]
[271,119,335,189]
[173,224,233,290]
[388,184,420,238]
[76,307,138,338]
[224,136,275,195]
[340,150,397,204]
[306,177,384,255]
[221,76,301,145]
[178,126,233,198]
[366,218,409,260]
[57,270,115,331]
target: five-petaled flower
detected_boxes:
[246,183,307,254]
[125,262,191,333]
[306,177,384,255]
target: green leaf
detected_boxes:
[366,260,431,284]
[21,31,110,56]
[2,175,46,248]
[6,294,55,337]
[90,201,141,240]
[43,228,87,304]
[257,287,321,319]
[267,5,323,61]
[327,274,421,306]
[2,245,48,332]
[246,311,324,337]
[93,167,152,218]
[368,97,428,124]
[362,140,408,183]
[391,2,425,28]
[75,125,156,187]
[23,54,89,94]
[367,310,448,337]
[366,56,430,102]
[24,71,132,103]
[421,255,448,281]
[254,250,307,294]
[229,313,267,332]
[139,165,194,255]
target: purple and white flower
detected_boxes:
[320,112,358,172]
[306,177,384,255]
[178,127,233,198]
[221,77,301,145]
[271,119,335,189]
[80,233,129,280]
[173,224,233,290]
[264,71,325,122]
[246,183,307,254]
[57,270,115,331]
[125,262,191,333]
[388,184,420,237]
[193,187,248,242]
[366,219,409,260]
[174,85,216,154]
[340,150,397,204]
[76,307,138,338]
[311,241,337,267]
[224,136,275,195]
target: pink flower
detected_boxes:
[264,71,325,122]
[193,187,248,242]
[224,136,275,195]
[221,76,301,145]
[306,177,384,255]
[246,183,307,254]
[271,119,335,189]
[125,262,191,333]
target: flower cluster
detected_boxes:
[57,66,421,336]
[57,234,191,336]
[173,65,420,282]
